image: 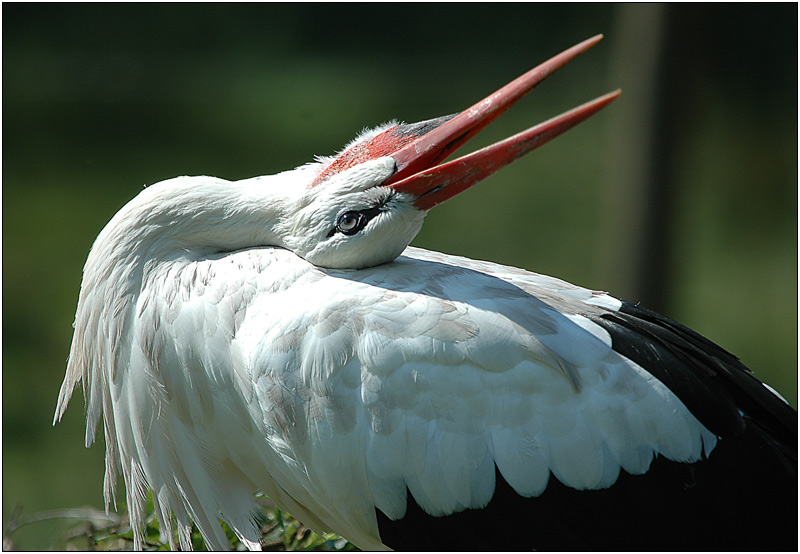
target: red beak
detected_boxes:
[384,35,620,210]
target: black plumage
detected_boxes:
[376,301,797,551]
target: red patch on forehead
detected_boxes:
[311,127,407,187]
[310,115,456,187]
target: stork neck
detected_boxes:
[121,175,290,259]
[82,175,299,302]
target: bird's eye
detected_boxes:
[329,205,386,238]
[336,211,364,236]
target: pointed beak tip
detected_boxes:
[388,37,620,210]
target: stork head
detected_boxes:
[280,35,620,269]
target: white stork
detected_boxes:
[54,35,796,551]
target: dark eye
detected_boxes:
[329,205,386,238]
[336,211,365,236]
[336,212,369,236]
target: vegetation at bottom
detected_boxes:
[3,494,357,551]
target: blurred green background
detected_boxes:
[3,4,796,549]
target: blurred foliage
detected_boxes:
[3,4,796,550]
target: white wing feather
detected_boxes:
[57,244,716,550]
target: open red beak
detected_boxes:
[384,35,620,210]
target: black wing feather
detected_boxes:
[376,300,797,550]
[589,301,796,449]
